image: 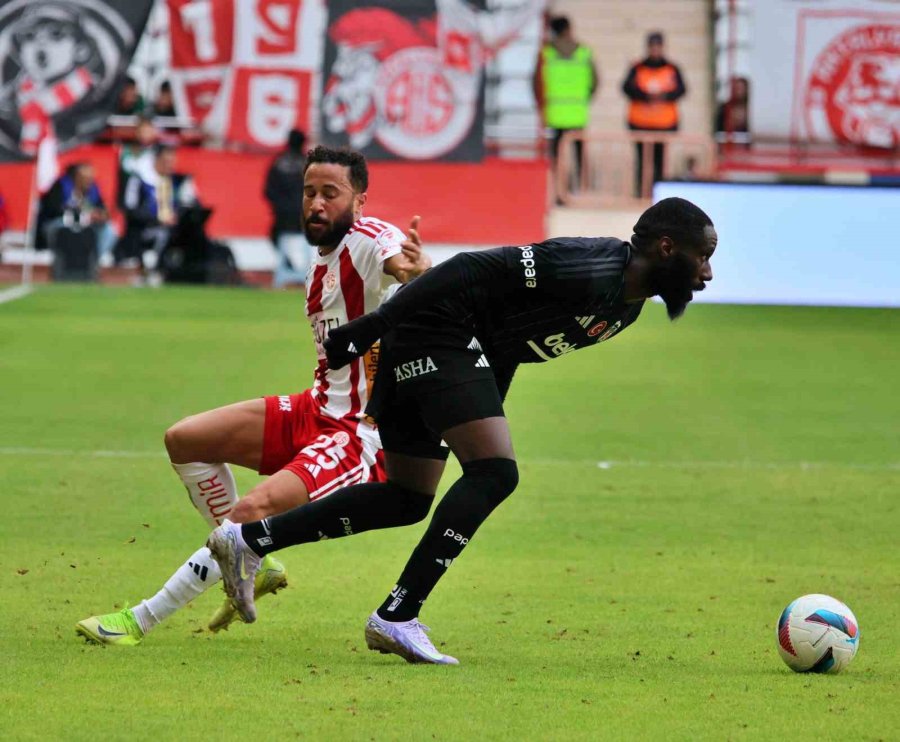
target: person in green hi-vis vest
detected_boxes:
[532,15,598,202]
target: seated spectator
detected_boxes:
[676,155,700,181]
[114,75,145,116]
[117,115,158,205]
[115,143,197,267]
[151,81,178,120]
[716,76,750,140]
[35,162,117,262]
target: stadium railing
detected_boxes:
[554,131,718,207]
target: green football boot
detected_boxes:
[76,607,144,647]
[208,554,288,632]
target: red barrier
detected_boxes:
[0,147,547,244]
[0,161,36,231]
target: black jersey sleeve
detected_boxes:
[324,249,509,369]
[323,240,628,369]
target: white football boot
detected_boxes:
[364,611,459,665]
[206,519,260,623]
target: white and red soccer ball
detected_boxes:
[776,594,859,674]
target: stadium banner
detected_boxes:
[0,0,154,161]
[167,0,325,148]
[321,0,542,161]
[749,0,900,148]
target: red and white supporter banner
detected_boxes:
[321,0,542,161]
[167,0,324,148]
[750,0,900,148]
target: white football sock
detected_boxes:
[172,461,238,528]
[131,546,222,635]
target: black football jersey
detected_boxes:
[475,237,644,363]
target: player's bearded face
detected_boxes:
[653,249,702,320]
[304,203,355,248]
[303,163,363,249]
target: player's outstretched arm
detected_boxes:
[325,249,506,369]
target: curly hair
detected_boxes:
[303,145,368,193]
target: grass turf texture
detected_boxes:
[1,285,898,741]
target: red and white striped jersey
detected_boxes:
[305,216,405,423]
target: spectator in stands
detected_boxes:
[676,155,700,181]
[121,116,158,175]
[532,15,598,203]
[114,75,145,116]
[116,143,197,267]
[263,128,310,288]
[716,76,749,141]
[151,81,177,118]
[118,115,158,206]
[36,162,117,262]
[621,31,686,196]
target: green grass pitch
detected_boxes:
[1,285,898,740]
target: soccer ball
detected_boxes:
[776,594,859,673]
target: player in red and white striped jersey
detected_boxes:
[76,147,432,645]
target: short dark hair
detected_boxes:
[153,142,175,158]
[287,128,306,153]
[549,16,570,35]
[647,31,664,46]
[632,197,712,250]
[65,161,89,178]
[304,145,368,193]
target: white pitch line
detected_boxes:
[592,459,900,472]
[0,284,34,305]
[0,446,897,472]
[0,447,163,459]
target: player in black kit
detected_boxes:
[206,197,717,664]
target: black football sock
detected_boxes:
[377,458,518,622]
[241,481,432,556]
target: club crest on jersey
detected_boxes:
[394,356,438,381]
[324,271,337,292]
[587,321,608,337]
[332,431,350,447]
[598,320,622,342]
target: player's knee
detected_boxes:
[391,483,434,525]
[462,458,519,506]
[164,417,195,463]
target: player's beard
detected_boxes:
[652,251,701,320]
[304,207,355,249]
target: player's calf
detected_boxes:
[229,472,311,524]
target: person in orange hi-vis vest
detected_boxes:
[621,31,686,197]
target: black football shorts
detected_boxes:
[367,323,504,460]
